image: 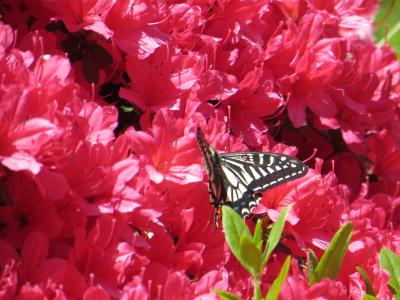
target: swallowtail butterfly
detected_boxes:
[197,127,308,224]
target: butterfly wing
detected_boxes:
[197,127,308,220]
[219,152,308,217]
[196,128,227,208]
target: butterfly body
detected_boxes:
[196,127,308,222]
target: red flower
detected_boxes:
[281,261,348,300]
[222,68,282,146]
[127,109,203,185]
[41,0,113,37]
[257,160,347,253]
[162,271,192,299]
[1,0,400,297]
[308,0,379,39]
[325,152,362,197]
[366,129,400,194]
[0,172,63,248]
[71,214,129,296]
[60,138,140,215]
[16,231,85,298]
[348,264,392,299]
[104,0,168,58]
[120,47,203,111]
[120,276,148,299]
[0,51,74,174]
[83,285,111,300]
[192,270,229,299]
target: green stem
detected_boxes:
[253,276,262,300]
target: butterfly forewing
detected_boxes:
[196,128,226,206]
[220,152,308,192]
[196,127,308,220]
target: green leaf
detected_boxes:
[239,235,262,276]
[356,266,376,296]
[380,247,400,298]
[308,248,318,284]
[262,205,292,266]
[362,295,379,300]
[214,290,242,300]
[253,219,263,250]
[265,255,291,300]
[374,0,400,57]
[311,222,353,284]
[121,105,134,112]
[222,206,252,265]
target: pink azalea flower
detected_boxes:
[16,282,68,299]
[161,4,203,50]
[41,0,113,38]
[71,214,129,297]
[318,42,397,154]
[1,0,400,297]
[281,263,348,299]
[14,231,85,299]
[192,270,229,299]
[0,241,18,299]
[103,0,168,58]
[348,265,392,300]
[1,0,54,36]
[83,285,111,300]
[279,267,308,300]
[222,68,283,146]
[264,13,335,124]
[120,276,148,299]
[0,34,79,175]
[162,184,229,273]
[257,160,347,252]
[339,195,398,281]
[366,129,400,193]
[0,172,63,249]
[306,278,348,298]
[127,109,203,185]
[162,271,192,298]
[60,138,140,215]
[120,47,203,112]
[308,0,379,39]
[325,152,362,197]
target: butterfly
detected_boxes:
[196,127,308,225]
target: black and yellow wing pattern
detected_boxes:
[197,127,308,221]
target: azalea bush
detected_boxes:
[0,0,400,299]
